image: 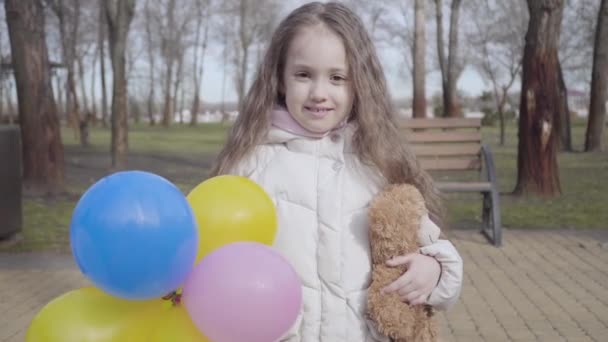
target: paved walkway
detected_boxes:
[1,229,607,342]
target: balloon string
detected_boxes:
[162,291,182,306]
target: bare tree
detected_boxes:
[468,0,527,145]
[172,47,185,123]
[372,1,415,98]
[190,0,212,126]
[555,60,572,151]
[47,0,87,144]
[76,50,89,115]
[148,0,196,127]
[434,0,463,117]
[412,0,426,118]
[89,48,97,119]
[159,0,176,126]
[5,0,65,192]
[159,0,177,127]
[558,0,600,151]
[585,0,608,152]
[560,0,599,88]
[143,0,157,125]
[222,0,280,109]
[514,0,565,197]
[346,0,386,37]
[106,0,135,169]
[98,0,109,126]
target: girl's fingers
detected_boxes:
[397,281,419,297]
[382,272,414,294]
[386,253,416,267]
[405,291,420,303]
[409,294,428,306]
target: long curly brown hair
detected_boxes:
[209,2,443,223]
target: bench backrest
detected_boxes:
[398,118,483,171]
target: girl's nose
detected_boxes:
[309,81,327,102]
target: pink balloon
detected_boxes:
[182,242,302,342]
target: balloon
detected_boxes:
[187,175,277,261]
[182,242,302,342]
[26,287,157,342]
[146,305,210,342]
[70,170,198,300]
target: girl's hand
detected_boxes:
[381,253,441,305]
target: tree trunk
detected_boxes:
[5,0,65,192]
[237,0,249,110]
[434,0,462,117]
[66,67,81,141]
[178,83,185,124]
[161,64,174,127]
[190,5,209,126]
[497,88,507,146]
[0,71,5,121]
[585,0,608,152]
[0,76,4,120]
[77,55,89,115]
[172,53,184,124]
[446,0,462,117]
[514,0,564,197]
[413,0,426,118]
[7,84,16,123]
[434,0,447,117]
[106,0,135,169]
[52,0,83,144]
[161,0,176,127]
[556,63,572,151]
[77,54,91,147]
[238,47,249,111]
[89,49,98,124]
[144,0,156,126]
[54,72,65,119]
[99,0,109,127]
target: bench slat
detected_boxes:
[406,131,482,143]
[437,182,492,192]
[419,157,481,171]
[411,144,481,157]
[398,118,482,129]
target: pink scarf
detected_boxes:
[270,106,346,138]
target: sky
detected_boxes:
[198,42,488,104]
[195,0,488,105]
[0,0,491,107]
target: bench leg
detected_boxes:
[481,190,502,247]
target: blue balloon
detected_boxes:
[70,170,198,300]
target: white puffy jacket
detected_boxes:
[230,124,463,342]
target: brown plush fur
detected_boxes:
[367,184,438,342]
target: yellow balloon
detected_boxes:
[187,175,277,261]
[26,287,159,342]
[145,305,210,342]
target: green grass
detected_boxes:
[62,122,231,155]
[2,119,607,252]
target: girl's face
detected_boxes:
[282,24,354,134]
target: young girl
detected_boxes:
[210,2,463,341]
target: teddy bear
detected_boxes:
[367,183,440,342]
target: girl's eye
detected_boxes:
[295,72,309,78]
[331,75,346,82]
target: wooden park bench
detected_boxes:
[398,118,502,246]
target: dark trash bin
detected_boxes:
[0,125,22,238]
